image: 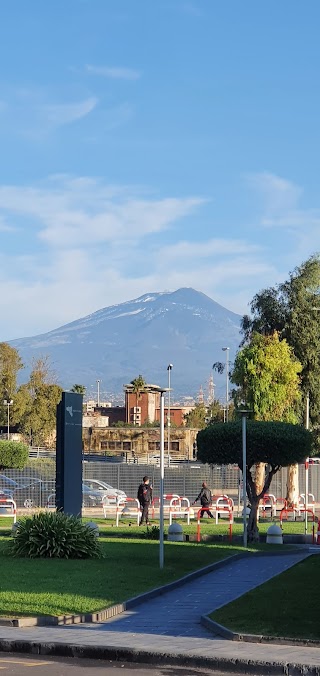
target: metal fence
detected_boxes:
[0,462,319,510]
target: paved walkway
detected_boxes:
[0,549,319,673]
[61,550,310,638]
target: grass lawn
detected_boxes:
[210,555,320,640]
[0,536,249,618]
[82,517,315,538]
[0,515,314,538]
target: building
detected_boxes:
[83,425,198,461]
[81,380,198,460]
[124,383,160,425]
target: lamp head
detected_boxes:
[222,347,229,352]
[167,364,173,370]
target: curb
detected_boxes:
[201,614,320,649]
[0,548,308,628]
[201,551,317,648]
[0,639,319,675]
[0,552,247,627]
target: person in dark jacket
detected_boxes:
[192,481,214,518]
[137,475,153,525]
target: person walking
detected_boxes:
[137,475,153,525]
[192,481,214,518]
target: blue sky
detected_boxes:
[1,0,320,340]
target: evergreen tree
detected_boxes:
[0,343,24,426]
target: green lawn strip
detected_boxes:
[0,537,248,618]
[0,517,17,529]
[210,555,320,641]
[83,517,315,538]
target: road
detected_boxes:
[0,654,245,675]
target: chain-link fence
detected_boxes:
[0,462,319,510]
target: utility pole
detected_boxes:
[96,380,101,407]
[222,347,230,421]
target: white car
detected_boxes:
[83,479,127,504]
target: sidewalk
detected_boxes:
[0,549,319,674]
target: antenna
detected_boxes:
[198,385,204,404]
[207,373,215,405]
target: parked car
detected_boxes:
[47,483,105,508]
[83,479,126,504]
[0,474,45,508]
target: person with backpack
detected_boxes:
[137,475,153,525]
[192,481,214,518]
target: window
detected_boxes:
[171,442,179,452]
[100,440,132,451]
[148,442,160,451]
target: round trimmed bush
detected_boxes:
[10,511,102,559]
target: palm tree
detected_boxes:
[70,384,86,395]
[130,375,147,424]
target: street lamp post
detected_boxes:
[239,409,251,548]
[305,393,310,537]
[148,385,169,569]
[159,390,165,569]
[3,399,13,440]
[222,347,230,422]
[96,380,101,407]
[167,365,173,467]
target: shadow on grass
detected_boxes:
[0,537,243,618]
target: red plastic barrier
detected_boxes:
[280,506,315,544]
[196,507,232,543]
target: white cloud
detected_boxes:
[161,238,261,260]
[0,174,279,339]
[43,97,98,126]
[247,172,302,213]
[86,64,141,80]
[247,173,320,250]
[0,89,98,137]
[0,176,204,248]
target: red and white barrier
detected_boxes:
[259,494,276,519]
[151,494,180,519]
[169,496,191,525]
[118,497,140,527]
[280,506,316,544]
[196,506,233,543]
[299,493,316,515]
[0,498,17,524]
[215,495,234,525]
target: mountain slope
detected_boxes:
[10,288,242,399]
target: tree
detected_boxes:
[0,343,24,426]
[232,333,302,423]
[130,375,147,424]
[20,384,62,447]
[231,333,302,505]
[185,400,227,428]
[185,403,207,429]
[197,421,312,541]
[17,358,62,447]
[240,254,320,502]
[0,441,28,471]
[241,254,320,427]
[70,384,86,394]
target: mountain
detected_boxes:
[10,288,242,400]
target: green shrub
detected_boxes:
[144,525,161,540]
[0,441,28,470]
[10,511,102,559]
